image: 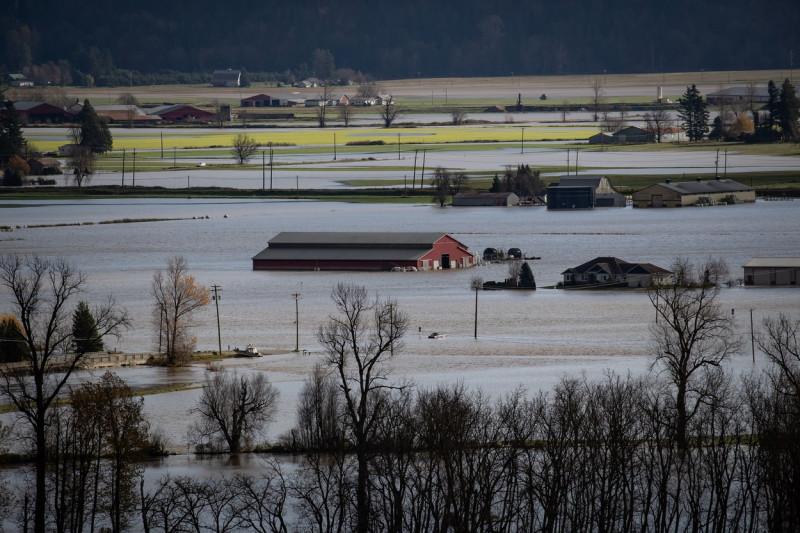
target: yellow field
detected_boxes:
[27,125,595,152]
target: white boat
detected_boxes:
[234,344,260,357]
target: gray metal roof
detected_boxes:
[554,175,605,188]
[742,258,800,268]
[266,232,448,246]
[657,179,751,195]
[253,247,432,262]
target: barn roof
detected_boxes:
[655,179,751,195]
[266,232,449,246]
[742,257,800,268]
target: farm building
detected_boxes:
[547,175,626,209]
[147,104,215,123]
[8,101,73,124]
[706,87,771,105]
[211,69,241,87]
[632,178,755,207]
[453,192,520,206]
[241,94,276,107]
[743,258,800,286]
[561,257,673,288]
[588,126,654,144]
[252,232,475,271]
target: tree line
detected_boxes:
[1,256,799,531]
[4,0,799,83]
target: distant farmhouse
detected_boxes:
[211,69,241,87]
[547,175,626,209]
[9,101,72,124]
[743,258,800,286]
[588,126,654,145]
[146,104,214,123]
[632,178,755,207]
[561,257,673,288]
[252,232,475,271]
[453,192,520,207]
[706,87,770,106]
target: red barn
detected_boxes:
[149,104,214,123]
[252,232,475,271]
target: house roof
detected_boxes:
[655,179,752,195]
[242,94,272,102]
[147,104,212,118]
[11,101,67,113]
[707,87,770,99]
[614,126,650,137]
[742,257,800,268]
[454,192,518,199]
[562,256,672,276]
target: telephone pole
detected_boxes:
[211,285,222,356]
[292,292,301,352]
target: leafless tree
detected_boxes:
[290,363,344,451]
[68,126,95,187]
[447,171,468,197]
[0,254,129,533]
[316,84,333,128]
[231,132,258,164]
[507,259,523,287]
[316,283,408,533]
[644,106,671,142]
[430,167,451,207]
[192,370,279,453]
[451,109,467,125]
[356,80,383,99]
[648,257,741,449]
[151,256,210,366]
[338,102,353,126]
[561,100,570,122]
[591,78,604,121]
[212,99,227,128]
[380,98,399,128]
[233,464,289,533]
[744,80,760,127]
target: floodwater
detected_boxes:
[1,198,798,452]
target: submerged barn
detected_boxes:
[632,178,755,207]
[252,232,474,271]
[547,175,626,209]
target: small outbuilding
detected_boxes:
[252,232,474,271]
[632,178,755,207]
[211,69,241,87]
[547,175,626,209]
[743,258,800,286]
[453,192,520,206]
[241,94,275,107]
[588,126,654,144]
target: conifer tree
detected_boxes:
[77,99,113,153]
[72,301,104,353]
[677,84,709,142]
[519,262,536,288]
[777,79,800,142]
[0,101,26,166]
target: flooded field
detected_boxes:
[1,198,798,450]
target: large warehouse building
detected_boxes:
[632,178,755,207]
[252,232,475,271]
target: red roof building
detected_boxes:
[252,232,475,271]
[148,104,214,123]
[241,94,275,107]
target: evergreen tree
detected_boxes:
[677,84,709,142]
[777,79,800,142]
[767,80,780,130]
[519,262,536,289]
[77,99,113,153]
[72,301,104,353]
[0,101,26,167]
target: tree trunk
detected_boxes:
[356,447,369,533]
[35,410,47,533]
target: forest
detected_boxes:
[3,0,800,85]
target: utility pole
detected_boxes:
[269,143,274,190]
[211,285,222,356]
[121,149,126,187]
[575,149,579,175]
[334,132,337,161]
[420,149,427,188]
[520,127,525,154]
[262,150,265,190]
[397,133,401,160]
[566,148,570,176]
[292,293,301,352]
[715,149,719,178]
[132,149,136,187]
[160,131,164,158]
[750,309,755,364]
[412,149,418,189]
